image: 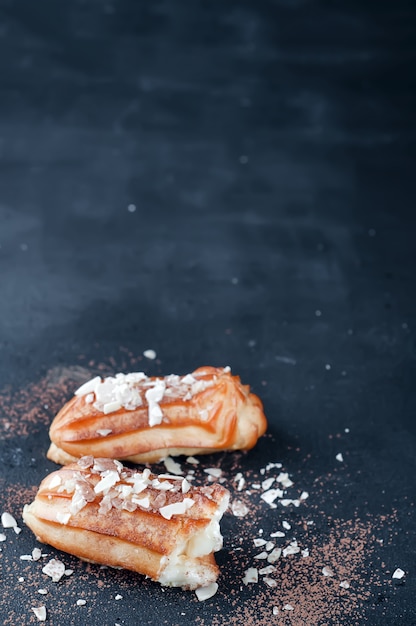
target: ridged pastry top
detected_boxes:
[48,366,267,461]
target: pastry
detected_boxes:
[47,366,267,465]
[23,457,230,590]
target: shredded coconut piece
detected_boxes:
[94,470,120,494]
[204,468,223,478]
[37,589,48,595]
[143,349,157,360]
[32,547,42,561]
[254,538,266,547]
[282,520,291,530]
[322,566,335,577]
[76,599,87,606]
[336,453,344,463]
[283,604,294,611]
[97,428,113,436]
[242,568,258,585]
[254,551,269,560]
[1,512,17,528]
[163,457,183,475]
[340,580,350,589]
[392,568,405,580]
[56,512,71,525]
[195,582,218,601]
[74,376,101,397]
[263,577,278,587]
[0,533,6,541]
[231,500,249,517]
[42,558,66,582]
[31,606,47,622]
[186,456,199,465]
[270,531,285,538]
[283,544,300,557]
[261,489,283,505]
[159,498,195,520]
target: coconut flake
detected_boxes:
[42,558,66,582]
[163,457,183,475]
[282,520,291,530]
[195,582,218,601]
[204,468,223,478]
[159,498,194,520]
[283,545,300,557]
[340,580,350,589]
[94,470,120,494]
[261,489,283,505]
[146,380,166,426]
[261,477,275,491]
[231,500,249,517]
[336,453,344,463]
[76,599,87,606]
[270,531,285,538]
[254,538,266,547]
[267,548,282,564]
[254,551,269,560]
[143,349,157,360]
[242,568,258,585]
[32,547,42,561]
[103,402,121,415]
[31,606,47,622]
[1,512,17,528]
[97,429,113,436]
[263,577,278,587]
[74,376,101,397]
[283,604,294,611]
[392,568,405,580]
[56,512,71,525]
[322,566,334,577]
[186,456,199,465]
[259,565,276,575]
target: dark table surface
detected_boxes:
[0,1,415,624]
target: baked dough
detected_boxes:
[47,366,267,464]
[23,457,230,590]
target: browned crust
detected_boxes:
[23,462,229,589]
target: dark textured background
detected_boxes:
[0,1,415,624]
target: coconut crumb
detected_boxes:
[76,599,87,606]
[392,568,405,580]
[335,453,344,463]
[143,349,157,360]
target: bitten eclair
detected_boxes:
[23,457,230,591]
[47,366,267,465]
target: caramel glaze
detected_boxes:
[48,367,267,464]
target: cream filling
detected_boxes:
[157,493,229,588]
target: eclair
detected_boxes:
[23,457,230,591]
[47,366,267,465]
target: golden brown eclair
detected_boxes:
[47,366,267,465]
[23,458,230,590]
